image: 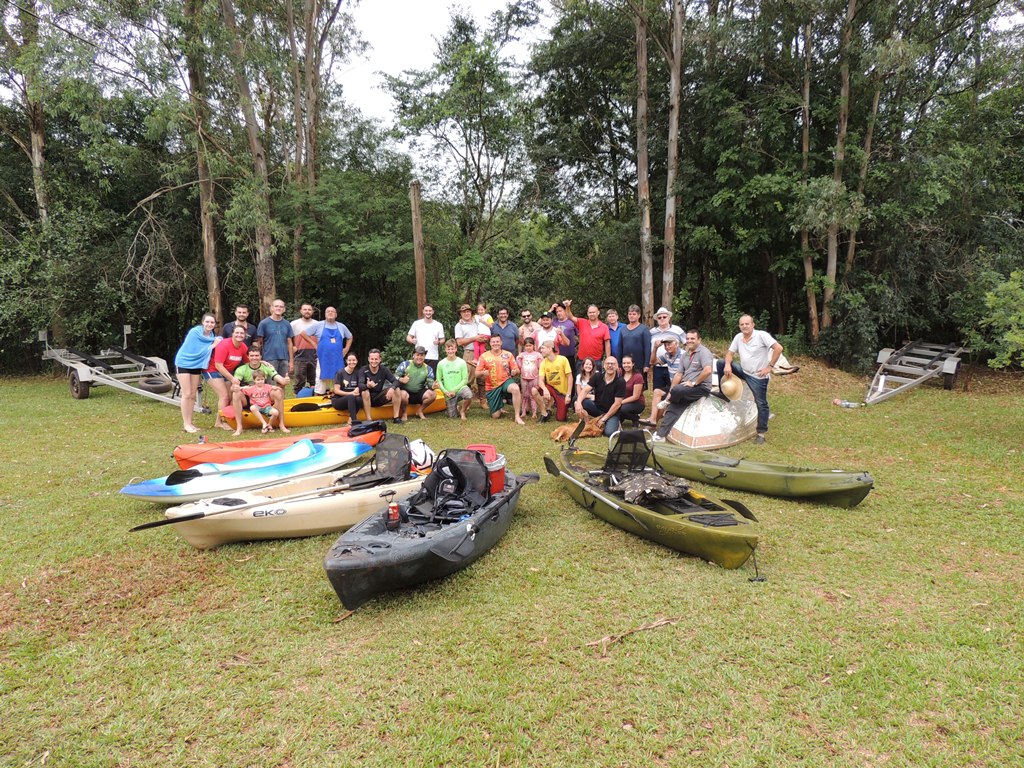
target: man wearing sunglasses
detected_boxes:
[518,310,542,353]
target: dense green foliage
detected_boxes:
[2,0,1023,371]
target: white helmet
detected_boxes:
[409,439,435,469]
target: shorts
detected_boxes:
[653,366,671,392]
[462,347,476,364]
[253,405,273,416]
[485,379,515,414]
[406,389,430,405]
[366,388,392,408]
[176,366,203,376]
[202,370,223,380]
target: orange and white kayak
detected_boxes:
[172,421,386,470]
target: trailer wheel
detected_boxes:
[138,376,173,394]
[943,372,956,390]
[70,371,90,399]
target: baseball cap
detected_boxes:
[459,304,472,312]
[540,311,552,319]
[414,345,427,354]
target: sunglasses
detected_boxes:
[521,314,531,319]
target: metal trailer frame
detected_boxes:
[40,325,209,413]
[864,340,965,405]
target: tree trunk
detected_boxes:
[409,180,427,312]
[635,12,654,321]
[184,0,222,323]
[286,0,305,304]
[661,0,684,312]
[842,76,880,290]
[800,21,820,342]
[220,0,277,316]
[822,0,857,330]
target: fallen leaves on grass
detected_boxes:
[585,616,680,657]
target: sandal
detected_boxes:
[261,424,272,434]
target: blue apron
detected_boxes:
[318,325,345,382]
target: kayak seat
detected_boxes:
[604,430,653,475]
[404,449,489,523]
[349,433,413,484]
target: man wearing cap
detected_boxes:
[534,311,567,353]
[654,329,714,440]
[395,346,438,421]
[549,301,579,376]
[454,303,491,405]
[647,306,684,412]
[406,305,446,366]
[642,333,686,427]
[718,314,783,444]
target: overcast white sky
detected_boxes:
[337,0,550,123]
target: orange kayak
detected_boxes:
[173,421,386,470]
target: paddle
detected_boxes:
[566,419,586,447]
[129,474,393,531]
[290,401,335,412]
[544,456,650,532]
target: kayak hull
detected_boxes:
[164,473,424,550]
[653,443,873,508]
[120,440,373,505]
[324,469,523,610]
[552,447,759,569]
[172,423,385,469]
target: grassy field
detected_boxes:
[2,361,1022,766]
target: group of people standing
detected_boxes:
[174,298,783,444]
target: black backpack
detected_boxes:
[404,448,490,522]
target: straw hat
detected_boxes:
[719,376,743,401]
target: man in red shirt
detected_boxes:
[565,300,611,367]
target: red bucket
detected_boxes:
[466,443,505,494]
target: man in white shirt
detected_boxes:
[406,304,446,365]
[718,314,783,444]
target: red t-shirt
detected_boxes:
[575,319,610,362]
[208,338,248,373]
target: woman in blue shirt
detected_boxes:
[174,313,219,433]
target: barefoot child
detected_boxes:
[241,371,279,433]
[516,336,543,419]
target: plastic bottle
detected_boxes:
[832,399,862,408]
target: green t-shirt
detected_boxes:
[235,362,278,385]
[436,357,469,393]
[395,360,434,392]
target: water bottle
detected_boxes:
[832,399,861,409]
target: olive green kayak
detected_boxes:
[652,442,873,508]
[545,432,759,570]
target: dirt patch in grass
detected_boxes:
[1,550,231,642]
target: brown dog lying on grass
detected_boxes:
[550,414,605,442]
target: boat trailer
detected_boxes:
[40,325,207,413]
[864,340,965,405]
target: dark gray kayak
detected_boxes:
[324,448,537,610]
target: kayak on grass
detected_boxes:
[546,430,759,570]
[652,441,873,508]
[120,439,373,505]
[324,445,538,610]
[172,420,386,469]
[148,435,430,549]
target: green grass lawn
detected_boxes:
[2,364,1022,766]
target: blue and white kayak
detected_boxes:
[120,439,373,504]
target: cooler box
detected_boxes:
[466,443,506,494]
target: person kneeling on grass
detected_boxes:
[476,334,525,425]
[396,346,438,421]
[437,339,473,420]
[241,371,281,433]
